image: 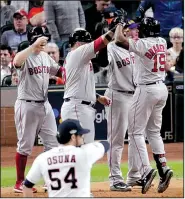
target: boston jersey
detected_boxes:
[16,51,59,101]
[107,42,135,91]
[129,37,167,84]
[63,42,96,103]
[25,142,105,197]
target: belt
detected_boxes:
[145,81,163,86]
[116,90,135,94]
[64,98,95,108]
[25,100,45,103]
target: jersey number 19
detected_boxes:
[48,167,77,190]
[152,53,166,72]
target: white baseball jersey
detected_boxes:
[63,42,96,103]
[129,37,167,84]
[16,51,60,101]
[107,41,135,91]
[25,142,105,197]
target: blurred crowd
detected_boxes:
[0,0,184,87]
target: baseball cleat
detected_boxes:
[141,169,157,194]
[14,181,37,193]
[157,169,173,193]
[127,179,155,187]
[110,182,132,192]
[127,179,143,187]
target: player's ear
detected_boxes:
[71,134,76,141]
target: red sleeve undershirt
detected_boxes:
[94,36,106,53]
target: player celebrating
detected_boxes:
[105,19,140,192]
[13,26,62,193]
[114,17,173,194]
[23,119,110,197]
[60,23,124,144]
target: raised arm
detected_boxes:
[82,141,110,165]
[93,30,115,53]
[13,36,48,68]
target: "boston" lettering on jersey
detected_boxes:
[28,66,50,75]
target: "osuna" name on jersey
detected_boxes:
[28,66,50,75]
[47,154,76,165]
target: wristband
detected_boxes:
[105,34,112,42]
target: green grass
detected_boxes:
[1,161,183,187]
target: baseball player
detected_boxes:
[13,26,63,193]
[23,119,110,197]
[60,24,124,144]
[104,19,140,192]
[115,17,173,194]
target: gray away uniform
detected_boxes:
[104,42,138,186]
[14,51,60,155]
[126,37,168,184]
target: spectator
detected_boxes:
[167,27,183,72]
[85,0,113,84]
[135,0,183,39]
[11,68,19,86]
[11,1,45,26]
[45,42,65,85]
[1,0,16,27]
[85,0,111,39]
[175,47,184,74]
[45,42,60,63]
[0,44,12,85]
[1,9,28,52]
[44,1,86,48]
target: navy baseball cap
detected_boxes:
[58,119,90,138]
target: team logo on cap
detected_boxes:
[70,129,77,134]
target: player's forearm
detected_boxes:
[13,45,34,68]
[115,24,129,50]
[23,186,33,197]
[102,30,115,45]
[94,31,114,53]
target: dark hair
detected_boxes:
[57,132,79,144]
[0,44,13,55]
[58,133,72,144]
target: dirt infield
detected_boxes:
[1,143,184,198]
[1,179,184,198]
